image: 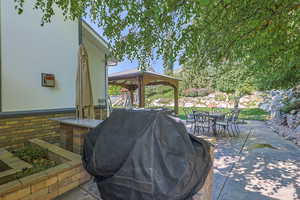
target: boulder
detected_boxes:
[195,104,207,108]
[295,125,300,134]
[290,109,298,115]
[260,103,271,112]
[286,114,297,129]
[185,103,194,107]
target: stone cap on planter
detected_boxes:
[50,117,103,128]
[0,149,32,179]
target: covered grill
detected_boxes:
[82,109,212,200]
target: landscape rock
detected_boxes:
[295,125,300,134]
[113,91,265,109]
[184,103,194,107]
[262,87,300,146]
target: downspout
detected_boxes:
[76,18,82,119]
[104,54,109,117]
[78,18,83,45]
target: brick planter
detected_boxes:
[0,139,90,200]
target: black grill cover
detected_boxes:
[82,109,212,200]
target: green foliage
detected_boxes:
[228,94,236,102]
[280,99,300,113]
[183,88,211,97]
[164,57,175,75]
[13,145,48,163]
[16,0,300,89]
[183,88,198,97]
[243,100,258,107]
[11,145,57,179]
[214,94,227,101]
[109,85,122,95]
[214,63,255,95]
[179,64,216,90]
[145,86,173,104]
[180,61,256,107]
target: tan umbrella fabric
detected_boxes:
[76,44,95,119]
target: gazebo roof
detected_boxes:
[108,69,180,88]
[109,69,180,80]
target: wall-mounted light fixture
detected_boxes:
[41,73,55,87]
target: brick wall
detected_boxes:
[0,107,106,148]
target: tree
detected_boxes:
[179,60,255,107]
[214,63,256,108]
[163,57,175,75]
[180,62,216,90]
[15,0,300,89]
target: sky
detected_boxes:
[86,20,180,75]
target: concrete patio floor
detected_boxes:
[56,121,300,200]
[213,120,299,200]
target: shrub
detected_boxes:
[109,85,122,95]
[280,99,300,113]
[158,98,172,104]
[10,145,57,179]
[228,94,236,102]
[184,88,198,97]
[145,86,174,103]
[243,101,257,107]
[183,88,211,97]
[198,88,212,97]
[215,93,227,101]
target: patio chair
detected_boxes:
[216,109,240,136]
[194,112,214,136]
[183,107,195,128]
[232,108,241,134]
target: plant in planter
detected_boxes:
[10,145,57,178]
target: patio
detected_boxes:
[3,1,299,199]
[56,120,300,200]
[213,120,299,200]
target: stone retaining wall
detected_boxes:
[260,86,300,146]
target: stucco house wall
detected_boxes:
[1,0,79,112]
[0,1,109,147]
[0,0,108,112]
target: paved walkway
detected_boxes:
[56,121,300,200]
[213,121,299,200]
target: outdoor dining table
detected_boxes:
[194,112,226,136]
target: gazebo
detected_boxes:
[108,69,180,114]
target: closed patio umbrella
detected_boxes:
[76,44,95,119]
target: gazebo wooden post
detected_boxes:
[137,76,145,108]
[173,82,179,115]
[127,86,136,105]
